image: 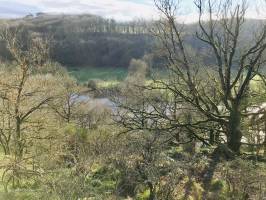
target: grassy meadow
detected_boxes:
[68,67,128,83]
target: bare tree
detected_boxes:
[116,0,266,154]
[0,27,52,160]
[152,0,266,153]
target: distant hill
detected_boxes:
[0,13,154,68]
[0,14,264,69]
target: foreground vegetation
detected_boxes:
[69,67,127,83]
[0,0,266,199]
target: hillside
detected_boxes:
[0,13,264,69]
[0,13,154,68]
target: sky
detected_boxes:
[0,0,265,23]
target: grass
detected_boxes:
[68,67,128,83]
[97,80,121,89]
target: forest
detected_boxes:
[0,13,154,68]
[0,0,266,199]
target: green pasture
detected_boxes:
[68,67,128,83]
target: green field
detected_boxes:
[68,67,128,83]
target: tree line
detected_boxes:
[0,14,154,68]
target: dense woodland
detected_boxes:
[0,12,263,69]
[0,14,154,68]
[0,0,266,200]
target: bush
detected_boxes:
[87,79,98,90]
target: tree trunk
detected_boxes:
[147,182,156,200]
[263,133,266,157]
[227,105,242,154]
[209,130,215,145]
[0,140,10,155]
[215,131,220,144]
[263,118,266,157]
[15,116,23,160]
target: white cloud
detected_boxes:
[176,0,266,23]
[0,0,265,22]
[0,0,158,21]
